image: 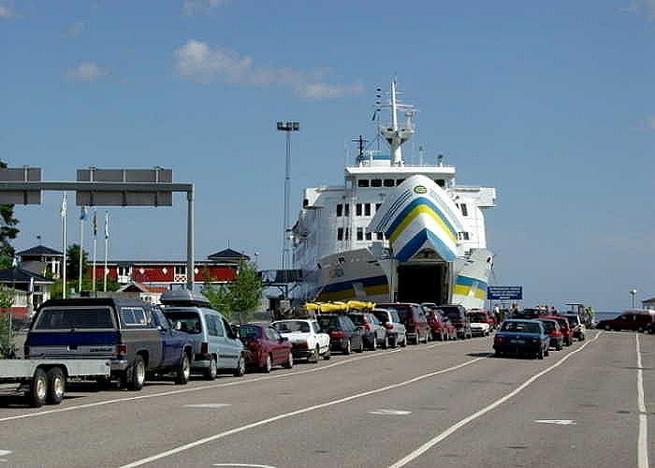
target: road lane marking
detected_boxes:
[0,451,10,457]
[369,409,412,416]
[636,334,649,468]
[388,331,604,468]
[213,465,277,468]
[184,404,231,409]
[534,419,576,425]
[118,357,485,468]
[0,348,404,423]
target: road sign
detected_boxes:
[487,286,523,301]
[76,168,173,206]
[0,167,42,205]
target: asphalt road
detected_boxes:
[0,330,651,468]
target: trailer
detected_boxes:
[0,359,110,407]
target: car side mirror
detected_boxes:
[174,321,182,331]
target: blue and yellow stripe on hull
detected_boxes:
[316,275,389,302]
[452,275,487,300]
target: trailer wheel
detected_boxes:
[28,368,48,408]
[46,367,65,405]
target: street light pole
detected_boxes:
[276,121,300,272]
[630,289,637,309]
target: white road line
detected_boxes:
[369,409,412,416]
[534,419,576,425]
[118,357,485,468]
[184,404,231,409]
[388,331,604,468]
[636,334,649,468]
[0,451,10,457]
[0,347,403,423]
[213,464,277,468]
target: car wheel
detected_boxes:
[323,348,331,360]
[233,355,246,377]
[283,351,294,368]
[604,325,611,331]
[537,349,544,360]
[400,336,407,347]
[46,367,65,405]
[544,347,550,357]
[390,335,398,348]
[126,355,146,391]
[495,350,503,357]
[204,356,218,381]
[382,335,389,349]
[556,342,562,351]
[28,368,48,408]
[175,352,191,385]
[261,354,273,373]
[309,345,320,363]
[344,339,352,355]
[370,335,377,351]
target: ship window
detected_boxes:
[337,228,344,241]
[376,232,384,241]
[375,203,381,212]
[383,179,395,187]
[356,227,364,241]
[344,204,350,217]
[460,203,469,216]
[458,232,470,241]
[358,179,369,187]
[336,204,343,217]
[365,231,372,241]
[356,203,362,216]
[371,179,382,187]
[396,178,405,185]
[364,203,371,216]
[436,179,445,188]
[303,199,309,207]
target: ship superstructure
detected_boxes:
[292,81,496,309]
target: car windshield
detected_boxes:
[502,321,541,334]
[273,321,310,333]
[379,305,407,320]
[238,325,260,340]
[34,307,114,330]
[347,314,365,326]
[554,319,569,329]
[163,310,202,334]
[540,321,556,332]
[469,313,486,322]
[317,316,339,331]
[442,310,461,320]
[372,311,389,323]
[563,315,580,326]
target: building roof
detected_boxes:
[17,245,63,257]
[0,267,54,284]
[118,282,167,294]
[207,248,249,261]
[642,297,655,304]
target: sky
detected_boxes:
[1,0,654,311]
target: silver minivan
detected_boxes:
[161,290,245,380]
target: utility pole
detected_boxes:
[276,121,300,272]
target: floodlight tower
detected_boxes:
[276,121,300,271]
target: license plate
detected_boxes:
[510,339,525,344]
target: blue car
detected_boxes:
[493,319,550,359]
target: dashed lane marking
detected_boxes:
[534,419,576,425]
[213,464,277,468]
[369,409,412,416]
[118,357,485,467]
[184,404,231,409]
[388,331,604,468]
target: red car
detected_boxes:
[422,305,457,341]
[543,315,573,346]
[538,318,564,351]
[238,323,294,373]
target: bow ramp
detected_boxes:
[369,175,464,262]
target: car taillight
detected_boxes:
[384,323,394,330]
[330,331,345,339]
[116,344,127,356]
[201,342,209,355]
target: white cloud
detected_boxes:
[173,40,363,99]
[182,0,229,16]
[622,0,655,20]
[65,62,110,82]
[66,21,85,38]
[640,115,655,131]
[0,3,16,19]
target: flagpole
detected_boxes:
[78,207,85,293]
[103,211,109,293]
[92,210,97,294]
[61,193,67,299]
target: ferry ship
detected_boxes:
[291,81,496,310]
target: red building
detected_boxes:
[90,248,249,289]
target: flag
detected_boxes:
[92,210,98,237]
[104,211,109,239]
[60,193,67,218]
[80,206,87,221]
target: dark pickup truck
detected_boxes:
[25,298,194,390]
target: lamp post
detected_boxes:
[630,289,637,309]
[276,121,300,272]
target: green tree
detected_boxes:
[202,260,262,323]
[0,161,19,270]
[66,244,89,282]
[0,287,16,358]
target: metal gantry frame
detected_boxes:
[0,179,196,291]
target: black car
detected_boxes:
[316,315,364,354]
[437,304,473,339]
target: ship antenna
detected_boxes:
[352,135,368,161]
[381,79,414,167]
